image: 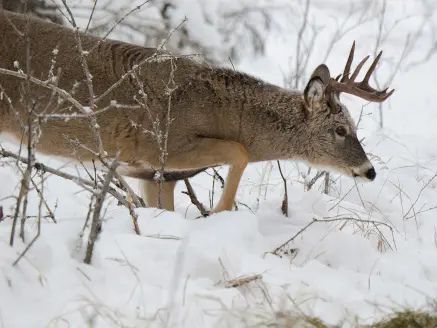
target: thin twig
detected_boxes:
[403,173,437,221]
[306,170,326,191]
[223,274,263,288]
[84,0,98,34]
[0,68,85,113]
[182,179,209,217]
[13,172,46,266]
[323,172,330,195]
[277,161,288,217]
[89,1,151,53]
[270,216,394,256]
[29,176,56,223]
[125,192,141,235]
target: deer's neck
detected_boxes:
[210,71,310,162]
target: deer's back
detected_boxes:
[0,10,209,161]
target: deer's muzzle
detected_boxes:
[352,161,376,181]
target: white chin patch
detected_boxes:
[297,158,375,180]
[299,160,353,177]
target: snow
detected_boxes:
[2,0,437,327]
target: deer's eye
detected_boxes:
[335,126,347,137]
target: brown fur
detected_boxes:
[0,10,383,213]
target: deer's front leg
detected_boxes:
[165,138,248,213]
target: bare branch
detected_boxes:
[0,148,132,209]
[84,155,119,264]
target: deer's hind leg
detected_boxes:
[139,180,177,211]
[119,164,207,211]
[163,138,249,213]
[137,168,209,211]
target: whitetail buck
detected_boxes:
[0,10,394,214]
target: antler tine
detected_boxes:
[340,41,356,83]
[328,81,394,102]
[369,88,395,102]
[379,88,395,99]
[362,50,382,84]
[325,43,394,103]
[349,55,369,82]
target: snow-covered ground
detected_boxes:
[2,1,437,327]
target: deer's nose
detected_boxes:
[365,167,376,181]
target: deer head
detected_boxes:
[301,41,394,181]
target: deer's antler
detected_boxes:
[326,41,394,102]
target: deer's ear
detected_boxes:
[303,76,326,113]
[303,64,330,114]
